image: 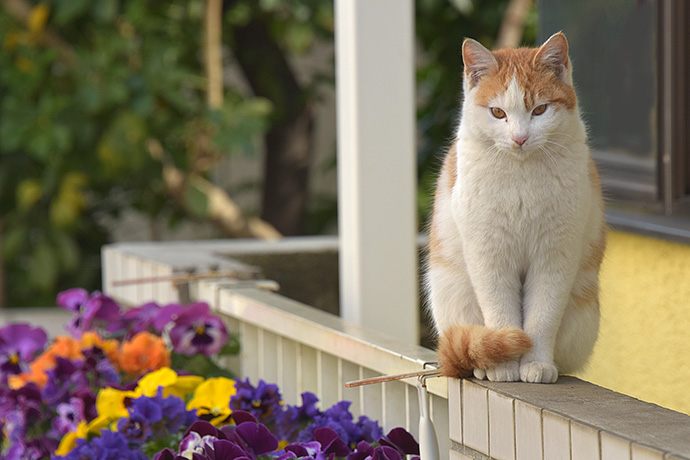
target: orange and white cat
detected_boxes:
[426,32,606,383]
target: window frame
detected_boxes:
[591,0,690,242]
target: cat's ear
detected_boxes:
[535,32,570,84]
[462,39,497,88]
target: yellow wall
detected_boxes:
[577,230,690,415]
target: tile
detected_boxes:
[515,401,542,460]
[448,378,462,444]
[571,421,600,460]
[462,380,489,455]
[543,411,570,460]
[601,432,631,460]
[632,444,664,460]
[489,391,515,460]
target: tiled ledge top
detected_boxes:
[472,376,690,456]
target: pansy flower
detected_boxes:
[0,323,47,380]
[160,302,229,356]
[118,331,170,376]
[57,289,121,338]
[187,377,236,426]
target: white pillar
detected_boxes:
[335,0,418,342]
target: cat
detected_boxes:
[426,32,606,383]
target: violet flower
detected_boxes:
[377,427,420,458]
[230,379,283,425]
[161,302,228,356]
[52,397,85,436]
[110,302,162,339]
[57,430,148,460]
[57,289,121,337]
[230,420,279,457]
[286,427,349,459]
[0,323,47,379]
[298,400,382,450]
[205,439,253,460]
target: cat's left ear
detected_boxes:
[535,32,571,84]
[462,38,497,88]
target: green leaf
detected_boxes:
[170,353,235,379]
[49,231,81,272]
[1,226,27,262]
[53,0,91,25]
[27,241,58,292]
[218,334,241,356]
[184,182,208,218]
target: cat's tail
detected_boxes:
[437,325,532,378]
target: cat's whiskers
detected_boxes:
[537,145,560,170]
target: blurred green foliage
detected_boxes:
[0,0,534,307]
[0,0,274,306]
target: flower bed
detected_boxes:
[0,290,420,460]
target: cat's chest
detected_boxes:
[453,154,585,230]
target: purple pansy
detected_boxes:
[0,323,47,379]
[160,302,228,356]
[57,289,121,337]
[52,397,85,435]
[378,427,420,457]
[58,430,148,460]
[298,400,382,450]
[230,420,279,456]
[205,439,253,460]
[108,301,162,339]
[230,379,282,424]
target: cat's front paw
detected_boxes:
[474,360,520,382]
[519,360,558,383]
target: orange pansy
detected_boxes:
[118,331,170,376]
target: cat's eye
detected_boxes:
[490,107,506,119]
[532,104,548,116]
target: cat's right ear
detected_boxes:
[462,39,497,88]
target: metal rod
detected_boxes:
[345,369,441,388]
[111,271,239,287]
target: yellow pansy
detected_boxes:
[55,421,88,456]
[135,367,203,399]
[186,377,236,426]
[95,387,134,421]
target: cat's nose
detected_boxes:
[512,135,528,146]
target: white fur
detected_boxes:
[427,49,603,383]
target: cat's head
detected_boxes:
[460,32,582,155]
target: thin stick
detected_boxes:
[345,369,441,388]
[111,271,239,287]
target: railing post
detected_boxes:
[334,0,418,342]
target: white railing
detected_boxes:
[103,240,690,460]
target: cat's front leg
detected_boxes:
[464,248,525,382]
[520,261,577,383]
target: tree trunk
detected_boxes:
[227,11,313,236]
[495,0,533,49]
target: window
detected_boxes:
[539,0,690,240]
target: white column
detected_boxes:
[335,0,418,342]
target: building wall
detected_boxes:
[578,230,690,415]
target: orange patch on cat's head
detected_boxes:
[463,32,577,112]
